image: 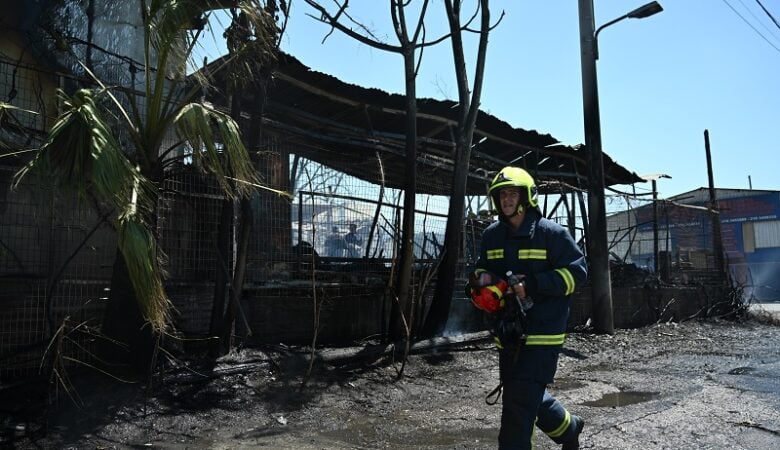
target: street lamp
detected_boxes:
[577,1,662,334]
[594,2,663,60]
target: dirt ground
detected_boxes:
[3,316,780,449]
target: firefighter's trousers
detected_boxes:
[498,347,582,450]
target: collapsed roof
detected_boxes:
[205,53,643,196]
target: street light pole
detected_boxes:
[577,1,662,334]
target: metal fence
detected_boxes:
[608,198,726,286]
[0,54,462,378]
[0,163,114,378]
[1,159,458,379]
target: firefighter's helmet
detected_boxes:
[488,166,539,216]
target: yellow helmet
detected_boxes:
[488,166,539,216]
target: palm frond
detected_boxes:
[143,0,202,128]
[13,88,167,332]
[117,214,171,332]
[0,101,39,117]
[13,89,148,213]
[145,1,238,76]
[174,102,260,198]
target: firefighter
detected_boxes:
[468,166,587,450]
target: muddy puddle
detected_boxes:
[581,390,660,407]
[550,378,586,391]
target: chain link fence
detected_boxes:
[608,197,727,286]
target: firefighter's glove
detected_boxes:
[469,279,508,314]
[493,317,526,350]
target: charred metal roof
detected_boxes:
[206,53,643,196]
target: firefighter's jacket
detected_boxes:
[475,209,587,348]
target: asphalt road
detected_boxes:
[546,320,780,449]
[4,319,780,449]
[751,302,780,320]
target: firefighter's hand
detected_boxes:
[507,274,527,299]
[469,279,508,314]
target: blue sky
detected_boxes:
[201,1,780,199]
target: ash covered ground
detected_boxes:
[3,317,780,449]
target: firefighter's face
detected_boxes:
[499,187,521,215]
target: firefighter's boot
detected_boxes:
[561,415,584,450]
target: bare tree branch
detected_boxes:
[410,0,431,44]
[414,22,426,76]
[465,8,505,34]
[305,0,400,51]
[305,0,456,52]
[464,0,491,130]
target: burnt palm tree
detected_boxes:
[14,0,277,373]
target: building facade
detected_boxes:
[608,188,780,301]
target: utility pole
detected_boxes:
[704,129,726,282]
[653,178,659,274]
[578,0,613,334]
[577,0,663,334]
